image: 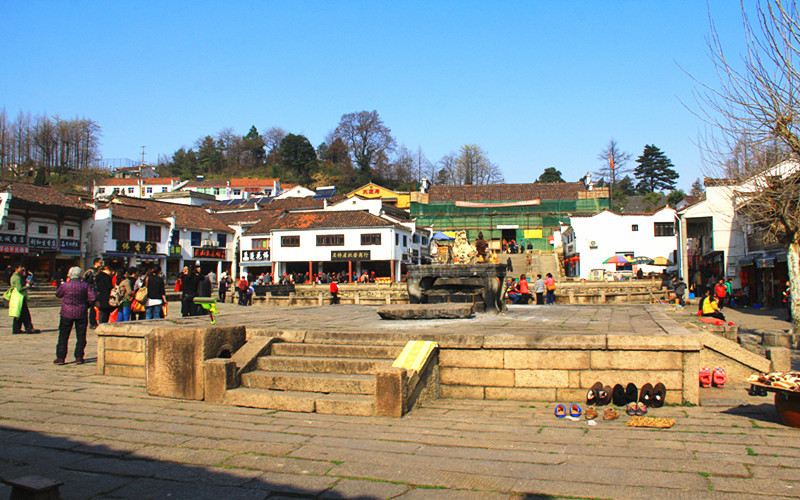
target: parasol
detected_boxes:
[603,255,630,265]
[651,256,674,266]
[432,231,455,241]
[629,256,654,265]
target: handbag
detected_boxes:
[3,288,12,301]
[174,279,183,292]
[135,286,148,302]
[130,299,145,313]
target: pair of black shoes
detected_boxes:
[611,382,667,408]
[748,385,768,397]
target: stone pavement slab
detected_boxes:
[1,304,800,499]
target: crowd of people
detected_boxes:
[504,273,556,305]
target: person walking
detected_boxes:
[533,274,545,305]
[180,265,200,317]
[54,267,96,364]
[94,266,115,324]
[82,258,103,329]
[714,279,728,310]
[144,266,167,320]
[9,264,40,334]
[517,274,532,304]
[218,275,229,303]
[116,268,134,322]
[330,278,339,304]
[544,273,556,305]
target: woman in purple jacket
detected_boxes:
[54,266,96,365]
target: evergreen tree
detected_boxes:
[535,167,565,183]
[690,178,705,197]
[634,145,679,193]
[279,134,317,185]
[666,189,687,208]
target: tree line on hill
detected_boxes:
[0,109,102,176]
[156,110,505,193]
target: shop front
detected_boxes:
[105,240,166,272]
[240,249,271,279]
[193,246,229,277]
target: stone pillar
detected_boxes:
[289,292,295,306]
[354,292,360,305]
[568,290,575,304]
[386,293,391,304]
[766,346,791,372]
[265,292,271,306]
[374,367,408,417]
[204,359,236,403]
[318,292,323,306]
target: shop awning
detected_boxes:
[756,254,778,268]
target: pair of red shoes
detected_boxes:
[700,367,727,388]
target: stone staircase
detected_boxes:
[501,253,529,280]
[502,251,563,281]
[224,341,404,416]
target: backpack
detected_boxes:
[108,284,122,307]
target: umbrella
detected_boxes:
[603,255,630,265]
[629,256,654,265]
[652,256,674,266]
[432,231,455,241]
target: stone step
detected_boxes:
[224,387,374,416]
[256,355,393,375]
[270,343,402,359]
[241,370,375,394]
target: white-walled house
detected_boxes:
[240,210,421,282]
[561,207,678,280]
[93,178,188,199]
[87,196,234,278]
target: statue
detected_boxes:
[452,230,478,264]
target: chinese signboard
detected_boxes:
[117,240,158,254]
[29,237,57,250]
[241,250,270,262]
[60,239,80,252]
[169,244,182,256]
[331,250,371,261]
[0,246,27,254]
[193,247,226,259]
[0,234,26,246]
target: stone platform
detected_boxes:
[89,303,781,410]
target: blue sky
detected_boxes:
[1,2,749,190]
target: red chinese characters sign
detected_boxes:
[193,247,226,259]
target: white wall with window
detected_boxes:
[561,207,678,280]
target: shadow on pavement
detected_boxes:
[0,426,364,500]
[719,402,783,426]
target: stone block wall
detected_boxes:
[97,324,151,378]
[439,341,699,405]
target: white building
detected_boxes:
[561,207,678,280]
[182,178,281,201]
[93,178,187,199]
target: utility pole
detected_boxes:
[141,146,146,166]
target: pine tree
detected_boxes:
[633,145,679,193]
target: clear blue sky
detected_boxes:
[1,2,749,190]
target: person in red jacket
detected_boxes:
[714,279,727,310]
[330,279,339,305]
[517,274,532,304]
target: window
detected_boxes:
[413,235,420,243]
[253,238,269,249]
[98,188,105,194]
[361,233,381,245]
[213,188,220,195]
[422,236,428,245]
[190,231,202,246]
[112,222,130,241]
[403,235,407,246]
[66,228,75,237]
[7,222,15,231]
[233,189,241,196]
[127,187,135,194]
[171,230,179,245]
[316,234,344,246]
[396,234,399,245]
[145,225,161,243]
[161,187,167,192]
[631,224,639,232]
[654,222,674,237]
[38,225,48,234]
[146,187,153,194]
[217,233,227,247]
[281,236,300,247]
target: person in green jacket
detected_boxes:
[10,264,39,334]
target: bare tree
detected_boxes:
[595,139,632,186]
[333,110,396,176]
[693,0,800,329]
[454,144,503,185]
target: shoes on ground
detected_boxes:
[25,329,40,334]
[53,358,65,365]
[76,358,85,364]
[603,407,620,420]
[699,367,712,388]
[712,367,727,388]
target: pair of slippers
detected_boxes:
[611,382,667,408]
[554,403,582,418]
[586,406,619,421]
[588,382,667,409]
[626,402,649,416]
[699,367,727,388]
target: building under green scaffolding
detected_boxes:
[410,182,610,251]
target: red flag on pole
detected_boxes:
[609,152,615,174]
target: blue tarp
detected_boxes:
[432,231,454,241]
